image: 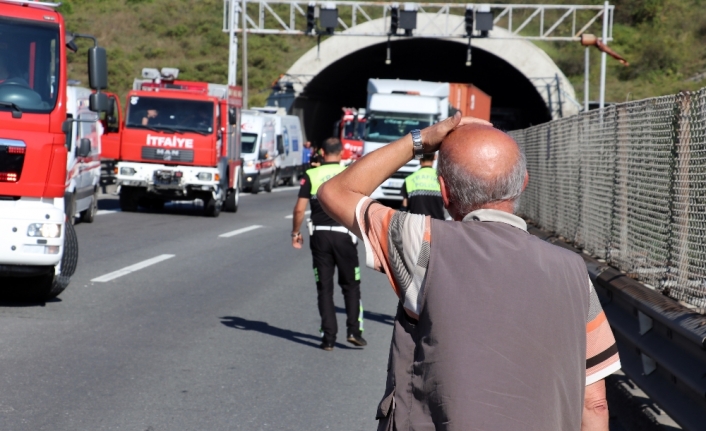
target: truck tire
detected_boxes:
[119,189,139,212]
[273,169,280,188]
[203,195,222,217]
[80,189,98,223]
[250,177,260,194]
[65,193,76,225]
[264,174,274,193]
[47,220,79,300]
[224,188,239,213]
[288,169,299,186]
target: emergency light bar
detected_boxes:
[1,0,61,7]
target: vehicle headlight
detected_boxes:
[197,172,212,181]
[245,160,254,167]
[27,223,62,238]
[120,167,136,176]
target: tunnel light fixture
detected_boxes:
[400,3,417,37]
[319,2,339,35]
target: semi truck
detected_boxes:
[112,68,243,217]
[363,79,449,200]
[0,0,109,300]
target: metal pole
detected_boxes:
[599,1,609,110]
[555,74,563,118]
[242,0,249,109]
[584,47,589,112]
[227,0,238,86]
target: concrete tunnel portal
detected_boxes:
[273,15,577,146]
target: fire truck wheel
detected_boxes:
[203,195,222,217]
[119,189,139,212]
[250,178,260,194]
[80,189,98,223]
[265,174,274,193]
[224,188,239,213]
[44,221,79,300]
[65,193,76,225]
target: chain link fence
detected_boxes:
[510,89,706,310]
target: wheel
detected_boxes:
[65,193,76,225]
[288,169,299,186]
[250,177,260,194]
[264,174,275,193]
[273,169,280,188]
[119,189,139,212]
[203,194,222,217]
[80,189,98,223]
[46,220,79,300]
[224,187,239,213]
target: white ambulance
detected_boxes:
[251,107,304,186]
[240,111,276,194]
[65,86,102,223]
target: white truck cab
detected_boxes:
[363,79,449,200]
[241,111,277,194]
[65,86,102,224]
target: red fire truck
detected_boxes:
[334,107,365,164]
[0,0,109,299]
[109,68,243,217]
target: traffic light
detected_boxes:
[306,3,316,35]
[390,5,399,35]
[465,6,474,37]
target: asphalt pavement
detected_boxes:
[0,187,396,431]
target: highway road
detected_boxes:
[0,188,396,431]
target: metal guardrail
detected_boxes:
[529,225,706,431]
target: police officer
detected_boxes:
[401,152,445,219]
[291,137,366,351]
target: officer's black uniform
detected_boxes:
[299,162,363,347]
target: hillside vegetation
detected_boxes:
[60,0,706,108]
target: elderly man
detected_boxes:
[318,113,620,431]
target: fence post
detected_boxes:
[612,104,629,266]
[672,93,692,291]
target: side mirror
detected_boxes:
[78,138,91,157]
[88,46,108,90]
[89,92,110,113]
[228,108,237,125]
[259,148,268,160]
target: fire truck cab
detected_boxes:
[0,0,109,300]
[334,107,365,164]
[113,68,243,217]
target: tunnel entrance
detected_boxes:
[288,38,552,146]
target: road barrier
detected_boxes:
[529,226,706,430]
[511,89,706,310]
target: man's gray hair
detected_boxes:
[437,148,526,216]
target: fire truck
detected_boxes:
[333,107,365,164]
[111,68,243,217]
[0,0,109,299]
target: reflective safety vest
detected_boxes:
[307,163,346,197]
[405,166,441,197]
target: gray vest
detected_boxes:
[377,219,590,431]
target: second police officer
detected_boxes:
[291,138,366,351]
[401,152,445,219]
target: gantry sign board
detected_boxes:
[223,1,614,42]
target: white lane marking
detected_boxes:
[285,210,310,219]
[271,186,299,193]
[91,254,175,282]
[96,210,119,215]
[218,225,263,238]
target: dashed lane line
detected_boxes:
[285,210,310,219]
[218,225,263,238]
[96,210,119,215]
[91,254,175,283]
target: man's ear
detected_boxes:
[439,176,450,208]
[522,171,529,191]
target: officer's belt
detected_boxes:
[313,225,349,233]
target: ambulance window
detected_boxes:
[241,132,257,153]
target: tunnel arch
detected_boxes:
[282,14,577,145]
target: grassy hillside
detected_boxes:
[60,0,706,108]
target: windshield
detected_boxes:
[126,96,214,134]
[0,18,60,114]
[343,120,357,139]
[241,132,258,153]
[364,112,434,143]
